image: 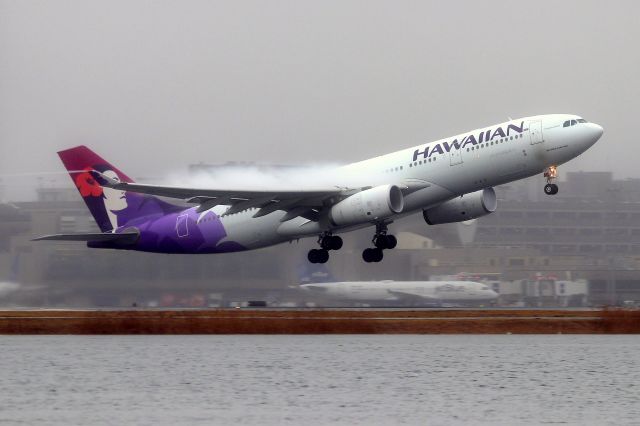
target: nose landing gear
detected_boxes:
[308,233,343,264]
[544,183,558,195]
[543,166,559,195]
[362,223,397,263]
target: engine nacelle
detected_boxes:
[330,185,404,227]
[423,187,497,225]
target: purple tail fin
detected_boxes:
[58,145,182,232]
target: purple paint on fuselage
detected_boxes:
[131,208,245,254]
[99,197,246,254]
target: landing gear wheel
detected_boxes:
[319,234,343,251]
[374,236,387,249]
[371,247,384,262]
[362,248,374,263]
[320,238,332,250]
[308,249,330,264]
[385,235,397,249]
[329,235,343,250]
[317,249,329,263]
[362,248,384,263]
[374,234,397,250]
[544,183,559,195]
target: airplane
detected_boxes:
[299,280,499,306]
[35,114,603,263]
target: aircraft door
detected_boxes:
[529,120,543,145]
[176,213,189,237]
[449,144,463,166]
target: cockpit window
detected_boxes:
[563,118,588,127]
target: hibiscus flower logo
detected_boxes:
[75,167,103,197]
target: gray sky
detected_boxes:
[1,0,639,200]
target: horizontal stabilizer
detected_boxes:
[32,232,139,243]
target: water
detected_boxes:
[0,335,638,425]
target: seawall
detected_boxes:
[0,309,638,334]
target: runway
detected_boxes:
[0,308,638,334]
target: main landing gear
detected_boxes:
[543,166,559,195]
[362,223,397,263]
[307,233,343,264]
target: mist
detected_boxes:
[165,163,344,192]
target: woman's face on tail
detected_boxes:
[102,170,127,211]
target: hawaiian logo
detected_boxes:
[412,121,525,162]
[75,167,103,197]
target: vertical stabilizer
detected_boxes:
[58,145,182,232]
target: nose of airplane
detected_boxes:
[577,122,604,151]
[589,123,604,142]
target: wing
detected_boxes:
[89,171,431,222]
[90,170,351,221]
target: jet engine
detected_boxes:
[330,184,404,227]
[423,187,497,225]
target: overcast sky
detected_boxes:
[1,0,638,200]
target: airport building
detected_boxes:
[1,170,640,307]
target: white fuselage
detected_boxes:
[210,114,603,249]
[300,280,498,304]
